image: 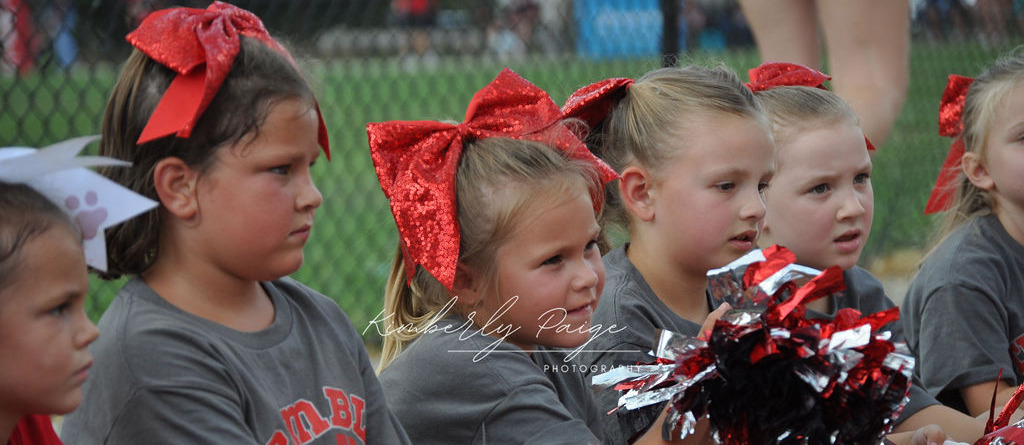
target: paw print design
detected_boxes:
[65,190,108,240]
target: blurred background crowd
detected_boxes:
[2,0,1021,347]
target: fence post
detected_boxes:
[660,0,679,67]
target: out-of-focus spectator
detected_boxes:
[42,0,77,69]
[391,0,438,68]
[917,0,971,42]
[973,0,1012,46]
[738,0,910,148]
[1,0,35,76]
[488,0,569,59]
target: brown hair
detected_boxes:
[0,182,79,292]
[98,36,319,279]
[377,137,605,370]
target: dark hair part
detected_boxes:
[0,182,80,292]
[378,137,605,370]
[98,36,318,279]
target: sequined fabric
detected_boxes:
[925,74,975,214]
[746,61,830,92]
[126,1,329,157]
[747,61,877,151]
[367,68,617,289]
[562,77,633,129]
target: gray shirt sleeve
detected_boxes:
[914,283,1013,395]
[902,215,1024,411]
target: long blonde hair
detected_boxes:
[928,49,1024,251]
[377,137,604,370]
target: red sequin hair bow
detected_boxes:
[924,74,975,214]
[747,61,876,151]
[126,1,330,157]
[561,77,634,130]
[367,68,618,289]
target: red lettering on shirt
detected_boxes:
[264,387,366,445]
[1012,334,1024,373]
[351,396,366,441]
[324,387,352,428]
[281,399,331,443]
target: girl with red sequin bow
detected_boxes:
[565,64,774,445]
[60,3,410,444]
[369,68,643,444]
[902,49,1024,426]
[749,61,984,444]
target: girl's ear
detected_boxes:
[452,263,481,308]
[619,165,656,222]
[962,151,995,191]
[153,157,200,220]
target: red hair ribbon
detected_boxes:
[367,68,618,289]
[126,1,330,158]
[924,74,975,214]
[562,77,634,130]
[747,61,877,151]
[746,61,831,92]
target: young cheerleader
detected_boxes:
[564,65,775,444]
[0,182,95,445]
[902,50,1024,419]
[60,3,409,444]
[368,68,639,444]
[1,136,154,444]
[566,65,960,445]
[749,61,984,442]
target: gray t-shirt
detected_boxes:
[902,214,1024,413]
[379,316,604,445]
[575,246,936,443]
[61,277,410,445]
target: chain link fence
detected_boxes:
[2,0,1022,346]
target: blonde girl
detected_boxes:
[903,49,1024,420]
[369,68,638,445]
[750,61,983,443]
[565,65,774,444]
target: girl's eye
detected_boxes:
[810,184,830,195]
[270,165,290,175]
[758,180,770,194]
[586,239,600,251]
[854,173,870,184]
[715,182,735,192]
[47,302,71,317]
[541,255,563,266]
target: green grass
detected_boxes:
[1,40,1018,344]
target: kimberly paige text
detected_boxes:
[363,296,626,362]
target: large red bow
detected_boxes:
[746,61,830,92]
[368,68,618,289]
[747,61,876,151]
[562,77,634,130]
[924,74,975,214]
[127,1,330,157]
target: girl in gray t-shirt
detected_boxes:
[904,50,1024,420]
[368,68,631,444]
